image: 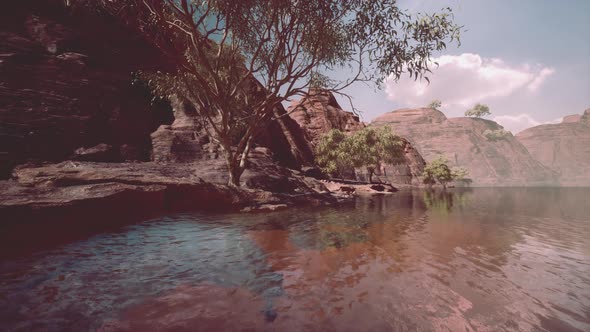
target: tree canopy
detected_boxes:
[315,127,405,182]
[422,156,469,189]
[428,100,442,110]
[314,129,351,178]
[465,103,491,118]
[75,0,461,186]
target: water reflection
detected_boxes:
[0,188,589,331]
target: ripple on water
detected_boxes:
[0,188,589,331]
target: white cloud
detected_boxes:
[385,53,555,108]
[527,67,555,92]
[493,113,562,134]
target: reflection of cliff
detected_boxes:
[242,191,528,330]
[102,188,589,331]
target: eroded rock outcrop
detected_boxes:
[288,90,425,185]
[149,96,314,168]
[516,109,590,186]
[372,108,557,186]
[0,1,314,179]
[288,89,365,147]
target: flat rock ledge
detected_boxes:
[0,160,350,255]
[0,161,349,217]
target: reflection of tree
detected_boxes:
[423,189,472,214]
[244,188,590,330]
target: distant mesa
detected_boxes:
[516,109,590,186]
[371,108,558,186]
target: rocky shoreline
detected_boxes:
[0,155,413,257]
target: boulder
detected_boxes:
[372,108,557,186]
[516,109,590,186]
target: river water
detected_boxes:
[1,188,589,331]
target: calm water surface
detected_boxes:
[1,188,589,331]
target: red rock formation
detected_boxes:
[0,1,314,177]
[516,109,590,186]
[372,108,557,186]
[287,89,365,147]
[0,1,175,178]
[288,90,425,185]
[150,96,314,168]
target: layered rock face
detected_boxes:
[151,97,314,168]
[372,108,557,186]
[288,90,425,185]
[0,1,315,178]
[516,109,590,186]
[0,1,176,178]
[287,89,365,147]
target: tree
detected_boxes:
[465,103,491,118]
[80,0,461,186]
[315,127,405,182]
[422,156,469,189]
[345,127,405,183]
[451,167,469,181]
[314,129,352,179]
[428,100,442,110]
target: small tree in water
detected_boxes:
[79,0,461,186]
[422,156,469,189]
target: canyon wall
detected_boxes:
[372,108,557,186]
[516,109,590,186]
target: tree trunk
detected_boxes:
[368,171,373,184]
[227,162,244,187]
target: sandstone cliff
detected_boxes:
[150,96,314,168]
[288,89,366,147]
[372,108,557,186]
[0,0,313,178]
[288,90,425,185]
[0,0,175,177]
[516,109,590,186]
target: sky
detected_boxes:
[337,0,590,134]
